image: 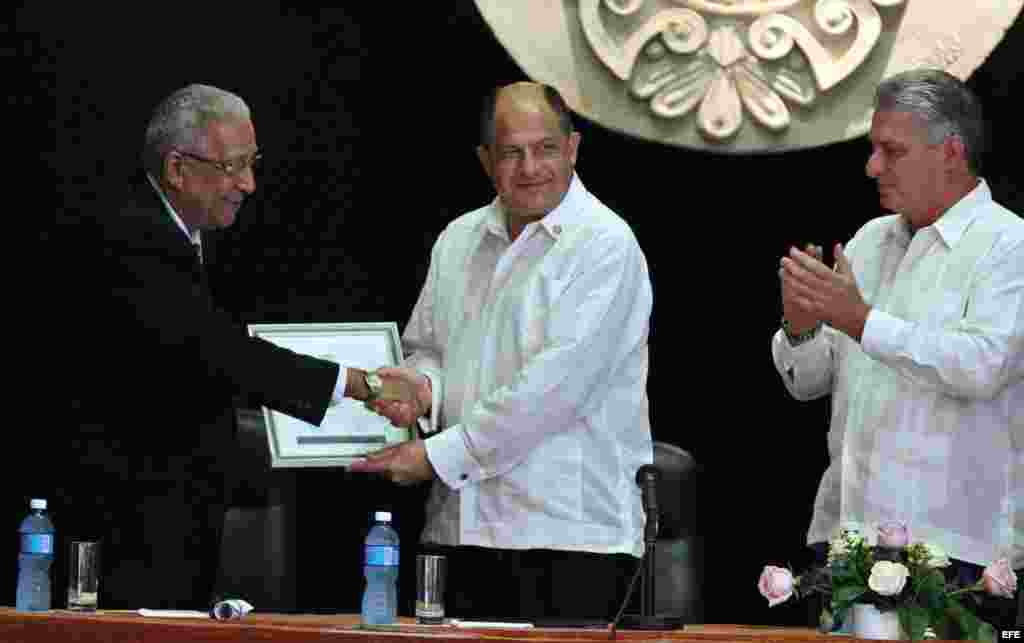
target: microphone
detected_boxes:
[609,463,681,633]
[636,464,660,545]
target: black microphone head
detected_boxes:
[636,464,660,487]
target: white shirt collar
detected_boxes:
[931,179,989,249]
[884,179,990,251]
[485,173,582,242]
[146,172,202,249]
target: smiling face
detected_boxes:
[165,117,258,231]
[865,109,951,230]
[478,87,580,225]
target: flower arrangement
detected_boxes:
[757,522,1018,642]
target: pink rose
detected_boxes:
[877,521,909,549]
[758,566,795,607]
[982,559,1018,599]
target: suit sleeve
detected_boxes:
[95,216,339,426]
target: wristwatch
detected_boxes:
[782,317,822,347]
[364,370,384,401]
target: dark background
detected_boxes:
[18,2,1022,625]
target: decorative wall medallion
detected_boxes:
[474,0,1022,152]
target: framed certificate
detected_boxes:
[247,322,411,468]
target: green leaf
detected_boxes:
[898,606,929,641]
[817,607,836,633]
[976,621,998,643]
[833,584,867,607]
[831,563,859,584]
[914,570,946,610]
[946,600,998,643]
[832,605,850,632]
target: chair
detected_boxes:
[214,408,298,611]
[651,441,703,623]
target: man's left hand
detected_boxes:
[781,243,871,342]
[347,439,435,486]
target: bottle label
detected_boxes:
[21,534,54,555]
[365,545,399,567]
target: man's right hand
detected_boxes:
[780,243,823,334]
[372,367,432,429]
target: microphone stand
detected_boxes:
[612,465,684,632]
[641,508,657,620]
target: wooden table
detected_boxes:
[0,609,865,643]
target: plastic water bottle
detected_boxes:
[16,498,55,612]
[361,511,399,625]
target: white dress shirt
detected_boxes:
[404,174,654,556]
[773,180,1024,568]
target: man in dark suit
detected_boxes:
[54,83,397,610]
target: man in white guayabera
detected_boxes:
[774,68,1022,628]
[350,81,655,622]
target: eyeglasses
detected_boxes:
[177,150,262,176]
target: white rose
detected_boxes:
[868,561,910,596]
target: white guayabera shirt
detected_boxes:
[404,174,654,556]
[773,180,1024,569]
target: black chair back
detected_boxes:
[651,441,702,623]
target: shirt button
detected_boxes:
[459,474,468,481]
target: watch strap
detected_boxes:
[782,317,822,347]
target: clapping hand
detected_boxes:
[780,243,870,341]
[779,243,824,334]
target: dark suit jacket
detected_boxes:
[51,173,341,608]
[72,174,339,447]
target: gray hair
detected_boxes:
[142,84,251,177]
[875,69,985,175]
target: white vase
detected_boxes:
[851,604,904,640]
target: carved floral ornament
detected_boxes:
[581,0,907,141]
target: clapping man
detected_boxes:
[775,69,1022,628]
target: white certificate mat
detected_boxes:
[247,322,410,468]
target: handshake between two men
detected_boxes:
[349,366,437,486]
